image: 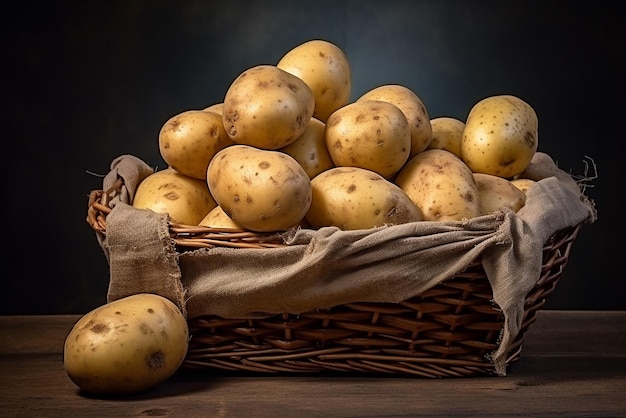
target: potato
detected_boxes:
[198,205,243,229]
[277,39,351,122]
[158,110,234,180]
[461,94,538,178]
[279,117,335,179]
[428,116,465,158]
[356,84,432,158]
[306,166,422,230]
[222,65,314,150]
[473,172,527,215]
[63,293,189,395]
[133,168,217,225]
[395,149,481,221]
[510,178,537,194]
[207,144,312,232]
[325,100,411,179]
[203,102,223,114]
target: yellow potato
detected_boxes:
[325,100,411,179]
[203,102,223,114]
[207,145,312,232]
[510,178,537,194]
[357,84,432,158]
[428,116,465,158]
[280,117,335,179]
[461,94,538,178]
[133,168,217,225]
[198,205,243,229]
[473,173,527,215]
[63,293,189,395]
[158,110,234,180]
[222,65,314,150]
[277,39,351,122]
[306,166,422,230]
[395,149,481,221]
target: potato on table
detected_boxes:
[63,294,189,396]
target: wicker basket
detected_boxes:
[87,178,581,378]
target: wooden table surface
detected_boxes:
[1,310,625,417]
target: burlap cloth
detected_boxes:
[94,153,596,375]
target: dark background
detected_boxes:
[3,1,624,315]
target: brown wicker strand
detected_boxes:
[86,181,287,248]
[180,225,580,377]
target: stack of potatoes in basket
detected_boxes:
[65,39,549,397]
[134,39,540,234]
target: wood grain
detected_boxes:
[1,311,624,417]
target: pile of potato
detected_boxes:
[133,39,539,233]
[66,40,545,396]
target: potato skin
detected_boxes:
[357,84,432,158]
[207,145,312,232]
[280,117,335,179]
[325,100,411,179]
[158,110,234,180]
[277,39,351,123]
[306,166,422,230]
[473,172,527,215]
[132,168,217,225]
[203,102,223,114]
[510,178,537,194]
[222,65,314,150]
[395,149,481,221]
[198,205,244,229]
[428,116,465,158]
[63,294,189,396]
[461,95,538,178]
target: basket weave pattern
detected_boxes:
[182,226,578,377]
[87,180,580,377]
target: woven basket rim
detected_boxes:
[87,179,287,248]
[87,180,582,250]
